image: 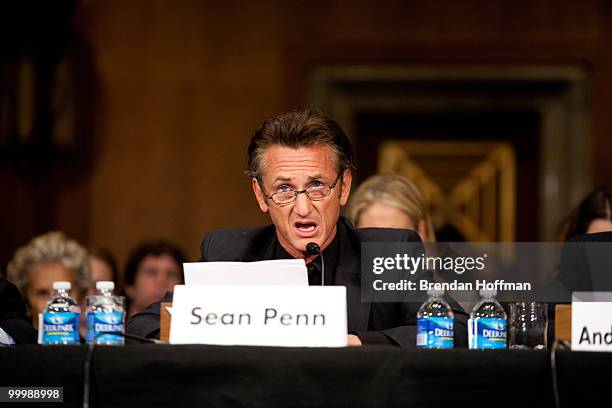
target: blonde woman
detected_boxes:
[347,174,479,312]
[346,174,436,242]
[6,231,90,331]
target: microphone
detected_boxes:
[306,242,325,286]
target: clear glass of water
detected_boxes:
[508,302,548,350]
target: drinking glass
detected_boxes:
[508,302,548,350]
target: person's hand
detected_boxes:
[347,334,362,346]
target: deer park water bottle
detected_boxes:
[417,288,454,349]
[86,281,125,345]
[41,281,80,345]
[468,289,507,349]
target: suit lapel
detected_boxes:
[243,226,277,262]
[335,218,372,332]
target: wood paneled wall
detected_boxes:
[2,0,612,272]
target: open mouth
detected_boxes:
[294,221,319,237]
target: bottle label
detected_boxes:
[87,311,124,345]
[469,318,507,349]
[42,312,80,344]
[417,317,454,349]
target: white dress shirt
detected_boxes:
[0,326,15,345]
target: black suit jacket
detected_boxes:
[127,217,468,347]
[543,231,612,344]
[0,278,37,344]
[558,231,612,294]
[543,231,612,302]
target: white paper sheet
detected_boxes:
[183,259,308,286]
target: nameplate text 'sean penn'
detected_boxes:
[169,285,347,347]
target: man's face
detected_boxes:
[252,144,352,258]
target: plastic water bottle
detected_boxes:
[86,281,125,345]
[41,281,80,345]
[417,288,454,348]
[468,289,507,349]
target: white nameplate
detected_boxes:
[572,292,612,352]
[169,285,348,347]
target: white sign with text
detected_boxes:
[169,285,347,347]
[572,292,612,352]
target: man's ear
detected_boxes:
[252,178,269,213]
[339,169,352,206]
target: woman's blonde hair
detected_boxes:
[6,231,90,295]
[345,174,436,242]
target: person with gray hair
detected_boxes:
[6,231,90,332]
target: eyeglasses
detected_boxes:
[260,172,343,205]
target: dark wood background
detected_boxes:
[1,0,611,273]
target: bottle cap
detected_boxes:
[427,288,445,297]
[479,289,497,297]
[96,281,115,291]
[53,281,71,290]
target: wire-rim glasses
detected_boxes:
[259,172,343,205]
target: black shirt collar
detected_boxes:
[273,227,340,286]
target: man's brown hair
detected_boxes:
[247,108,356,180]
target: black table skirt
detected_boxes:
[1,345,609,407]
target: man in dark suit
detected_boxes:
[127,108,467,347]
[543,231,612,303]
[543,231,612,344]
[0,278,37,345]
[557,231,612,294]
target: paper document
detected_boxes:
[183,259,308,286]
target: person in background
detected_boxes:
[345,173,436,242]
[6,231,90,332]
[0,278,37,345]
[559,186,612,241]
[542,187,612,344]
[88,246,119,296]
[123,241,185,318]
[346,174,480,310]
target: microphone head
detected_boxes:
[305,242,320,256]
